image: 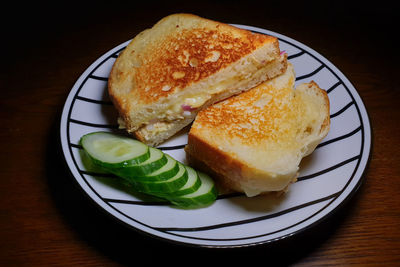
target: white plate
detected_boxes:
[60,25,371,248]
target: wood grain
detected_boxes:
[1,1,399,266]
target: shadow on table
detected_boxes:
[46,112,364,266]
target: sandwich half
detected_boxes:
[185,63,330,197]
[108,13,287,146]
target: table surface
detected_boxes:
[2,1,399,266]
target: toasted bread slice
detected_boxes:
[185,63,330,196]
[108,13,287,146]
[134,54,287,146]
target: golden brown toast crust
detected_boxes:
[309,81,331,134]
[136,28,277,104]
[193,69,295,145]
[109,13,279,104]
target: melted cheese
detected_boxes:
[166,78,240,120]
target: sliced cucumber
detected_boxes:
[168,171,218,208]
[171,165,202,196]
[80,132,150,168]
[134,153,180,182]
[113,147,167,178]
[80,131,218,209]
[133,160,188,193]
[157,165,202,197]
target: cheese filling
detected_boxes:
[165,79,239,121]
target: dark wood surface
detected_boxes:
[1,1,399,266]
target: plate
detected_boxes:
[60,25,371,248]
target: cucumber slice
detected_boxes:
[112,147,168,178]
[80,132,150,168]
[168,171,218,208]
[135,154,180,182]
[158,165,202,197]
[133,160,188,193]
[171,165,202,196]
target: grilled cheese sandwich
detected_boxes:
[108,13,287,146]
[185,63,330,196]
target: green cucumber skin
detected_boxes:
[156,165,202,197]
[113,155,181,182]
[86,151,150,169]
[166,172,218,208]
[134,156,180,182]
[112,153,168,178]
[173,166,202,196]
[133,180,185,194]
[168,174,201,196]
[132,168,188,193]
[168,186,218,208]
[80,132,150,168]
[81,150,113,174]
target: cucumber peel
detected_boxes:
[156,165,201,197]
[134,161,188,193]
[111,147,167,178]
[167,172,218,208]
[135,154,180,182]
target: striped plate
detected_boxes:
[60,25,371,248]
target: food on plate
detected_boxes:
[185,63,330,197]
[108,13,287,146]
[80,131,150,168]
[80,131,217,208]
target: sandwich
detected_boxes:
[108,13,287,146]
[185,63,330,197]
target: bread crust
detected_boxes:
[185,131,248,193]
[109,13,278,103]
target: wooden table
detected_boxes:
[2,2,399,266]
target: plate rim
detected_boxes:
[59,24,372,248]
